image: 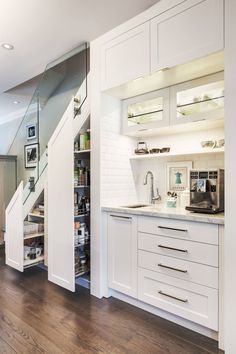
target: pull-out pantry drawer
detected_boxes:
[138,233,218,267]
[138,268,218,330]
[138,250,218,289]
[138,216,218,245]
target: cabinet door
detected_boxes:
[5,182,24,272]
[138,268,218,330]
[101,22,150,91]
[48,103,75,292]
[108,213,137,297]
[170,72,224,125]
[151,0,224,73]
[122,87,170,135]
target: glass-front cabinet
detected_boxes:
[122,88,170,134]
[170,72,224,125]
[122,72,224,135]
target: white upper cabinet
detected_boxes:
[122,88,170,134]
[150,0,224,73]
[101,22,150,91]
[170,71,224,125]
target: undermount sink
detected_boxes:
[121,204,150,209]
[121,204,164,211]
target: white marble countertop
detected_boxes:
[101,204,225,225]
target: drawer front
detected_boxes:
[138,233,218,267]
[138,216,218,245]
[138,269,218,330]
[138,250,218,289]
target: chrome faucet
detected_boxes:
[143,171,161,204]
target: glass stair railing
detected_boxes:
[8,43,89,204]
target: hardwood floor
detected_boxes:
[0,248,223,354]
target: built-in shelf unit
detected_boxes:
[24,192,45,269]
[74,117,91,287]
[130,148,224,160]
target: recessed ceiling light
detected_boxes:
[1,43,14,50]
[13,101,20,104]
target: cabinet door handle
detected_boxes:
[158,244,188,253]
[158,225,188,233]
[157,263,188,273]
[110,214,132,220]
[158,290,188,303]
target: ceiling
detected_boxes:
[0,0,159,125]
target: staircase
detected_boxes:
[5,43,90,283]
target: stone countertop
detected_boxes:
[101,205,224,225]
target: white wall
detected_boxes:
[0,118,21,154]
[224,0,236,353]
[0,158,16,244]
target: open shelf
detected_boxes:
[74,149,91,154]
[74,241,90,248]
[74,185,90,188]
[130,147,224,160]
[75,270,90,278]
[74,213,89,218]
[24,256,44,268]
[177,95,224,110]
[28,212,44,219]
[24,233,44,240]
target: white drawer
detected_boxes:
[138,232,218,267]
[138,268,218,331]
[138,250,218,289]
[138,216,218,245]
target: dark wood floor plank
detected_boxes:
[0,251,223,354]
[12,272,216,353]
[0,307,64,354]
[0,334,16,354]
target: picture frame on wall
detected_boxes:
[26,123,37,140]
[24,143,39,169]
[166,161,192,193]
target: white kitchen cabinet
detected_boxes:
[101,22,150,91]
[138,250,219,289]
[138,268,218,330]
[138,215,219,245]
[170,72,224,125]
[138,232,218,267]
[108,213,138,297]
[48,103,75,292]
[150,0,224,73]
[122,88,170,134]
[5,182,24,272]
[122,72,224,135]
[106,211,221,331]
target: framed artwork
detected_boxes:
[166,161,192,192]
[24,143,39,169]
[26,123,37,140]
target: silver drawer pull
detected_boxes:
[158,226,188,233]
[158,290,188,303]
[110,215,132,220]
[158,244,188,253]
[157,263,188,273]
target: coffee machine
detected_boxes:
[186,169,224,214]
